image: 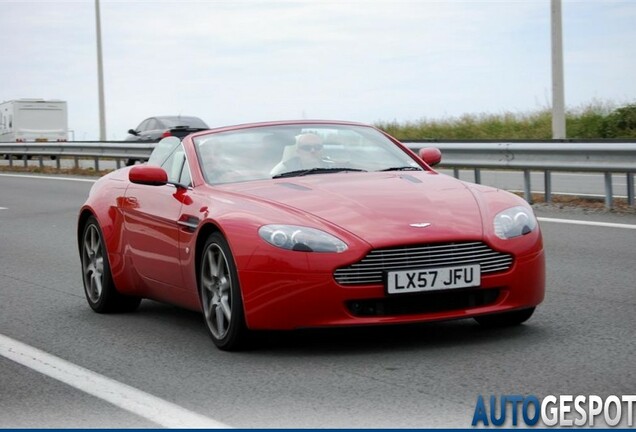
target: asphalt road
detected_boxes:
[0,173,635,428]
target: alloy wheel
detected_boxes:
[201,243,233,340]
[82,224,104,303]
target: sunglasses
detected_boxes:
[298,144,323,152]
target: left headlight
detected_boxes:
[493,206,538,239]
[258,225,348,253]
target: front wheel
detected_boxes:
[474,307,535,327]
[81,216,141,313]
[199,233,248,350]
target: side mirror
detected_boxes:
[128,129,139,136]
[418,147,442,167]
[129,165,168,186]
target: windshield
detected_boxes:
[193,124,423,185]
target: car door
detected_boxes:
[123,139,192,291]
[128,118,150,141]
[139,118,162,141]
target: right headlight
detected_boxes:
[493,206,538,239]
[258,224,348,253]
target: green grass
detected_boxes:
[375,101,636,140]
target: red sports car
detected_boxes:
[78,120,545,350]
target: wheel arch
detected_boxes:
[77,208,96,257]
[194,222,223,291]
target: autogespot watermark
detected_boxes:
[472,394,636,427]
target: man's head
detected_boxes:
[296,133,323,164]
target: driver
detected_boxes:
[270,133,330,176]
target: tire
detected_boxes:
[81,216,141,313]
[199,232,248,350]
[474,307,535,327]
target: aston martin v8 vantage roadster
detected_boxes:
[78,120,544,350]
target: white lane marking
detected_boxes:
[538,217,636,230]
[0,207,7,210]
[0,334,229,429]
[507,189,629,199]
[0,173,96,183]
[548,172,625,178]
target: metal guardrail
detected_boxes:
[404,141,636,208]
[1,140,635,208]
[0,142,154,170]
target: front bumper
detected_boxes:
[240,247,545,330]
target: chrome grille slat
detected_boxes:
[334,242,513,285]
[356,251,500,263]
[345,253,509,268]
[362,243,486,257]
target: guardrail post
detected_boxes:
[453,168,459,179]
[56,157,61,170]
[604,172,613,209]
[474,169,481,184]
[94,157,100,172]
[38,155,44,169]
[523,170,533,204]
[8,156,13,167]
[74,156,79,169]
[116,158,122,169]
[544,170,552,203]
[628,173,634,207]
[22,156,28,168]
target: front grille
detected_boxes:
[334,242,513,286]
[346,288,501,317]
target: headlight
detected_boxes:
[493,206,537,239]
[258,225,348,253]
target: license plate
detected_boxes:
[35,138,48,142]
[386,264,480,294]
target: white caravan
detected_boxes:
[0,99,68,142]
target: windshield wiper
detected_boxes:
[377,166,422,172]
[272,167,367,179]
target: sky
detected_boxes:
[1,0,635,141]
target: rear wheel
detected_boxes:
[199,233,248,350]
[474,307,535,327]
[81,216,141,313]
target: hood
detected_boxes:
[223,172,484,247]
